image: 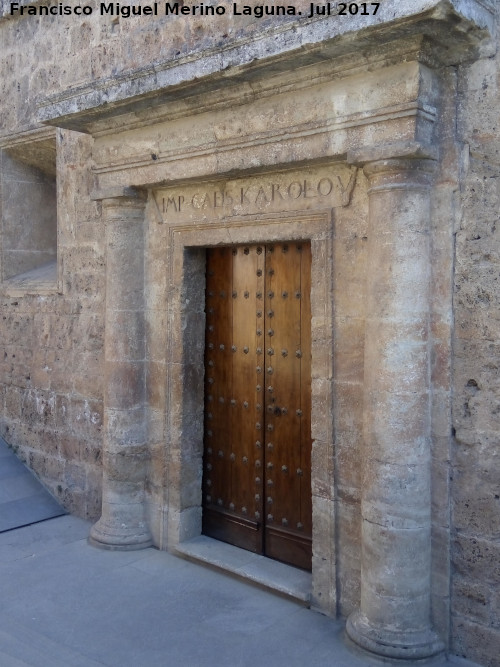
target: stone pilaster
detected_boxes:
[345,157,443,659]
[89,189,152,550]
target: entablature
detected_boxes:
[90,57,439,191]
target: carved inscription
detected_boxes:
[157,166,357,223]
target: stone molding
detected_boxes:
[346,612,444,660]
[347,140,439,167]
[89,58,439,193]
[0,125,56,149]
[156,209,336,612]
[66,37,437,139]
[37,1,494,133]
[91,186,148,202]
[92,103,437,177]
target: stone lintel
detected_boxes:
[37,0,493,134]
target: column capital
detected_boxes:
[348,142,438,192]
[91,186,147,202]
[363,157,437,193]
[347,140,438,168]
[98,187,148,225]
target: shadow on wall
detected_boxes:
[0,136,57,283]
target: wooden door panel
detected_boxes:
[204,248,232,513]
[203,246,263,552]
[263,243,312,570]
[229,246,263,525]
[299,245,313,541]
[203,243,312,569]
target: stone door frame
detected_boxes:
[89,145,446,658]
[160,209,335,600]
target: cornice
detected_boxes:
[86,37,434,138]
[36,0,494,134]
[0,125,56,149]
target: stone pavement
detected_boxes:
[0,513,479,667]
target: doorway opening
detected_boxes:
[202,242,312,570]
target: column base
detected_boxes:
[89,517,153,551]
[346,610,444,661]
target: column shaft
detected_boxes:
[346,159,443,659]
[89,192,152,550]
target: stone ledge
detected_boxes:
[0,126,56,150]
[175,535,312,604]
[0,260,59,297]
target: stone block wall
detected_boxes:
[0,128,104,519]
[0,0,311,131]
[0,0,320,525]
[451,13,500,663]
[0,0,349,522]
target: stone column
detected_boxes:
[89,189,152,550]
[346,158,443,659]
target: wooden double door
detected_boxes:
[202,242,312,570]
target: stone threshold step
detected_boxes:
[175,535,312,605]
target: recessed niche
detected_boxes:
[1,135,57,287]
